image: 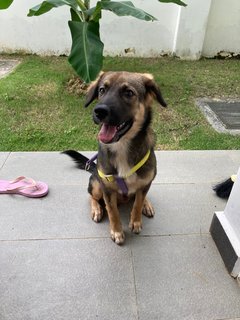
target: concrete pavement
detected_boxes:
[0,151,240,320]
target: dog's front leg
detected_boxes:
[129,189,146,234]
[103,191,125,245]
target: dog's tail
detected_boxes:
[62,150,96,174]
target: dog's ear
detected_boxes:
[143,73,167,108]
[84,72,105,108]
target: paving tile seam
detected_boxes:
[140,232,210,237]
[215,318,240,320]
[0,232,211,243]
[0,236,110,243]
[130,248,140,320]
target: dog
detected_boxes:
[64,71,167,244]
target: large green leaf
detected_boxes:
[68,20,104,83]
[158,0,187,7]
[28,0,79,17]
[100,1,157,21]
[0,0,14,9]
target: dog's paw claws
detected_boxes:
[129,221,142,234]
[142,200,155,218]
[111,230,125,245]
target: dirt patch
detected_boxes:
[66,76,89,96]
[30,82,58,98]
[214,51,240,59]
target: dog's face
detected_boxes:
[85,71,167,144]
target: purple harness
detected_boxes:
[86,153,129,197]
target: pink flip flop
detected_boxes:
[0,176,49,198]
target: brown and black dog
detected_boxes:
[64,71,167,244]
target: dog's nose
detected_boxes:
[93,104,110,122]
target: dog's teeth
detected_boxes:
[118,122,125,130]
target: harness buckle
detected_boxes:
[85,153,98,171]
[85,161,91,171]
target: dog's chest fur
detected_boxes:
[102,141,154,196]
[110,141,131,177]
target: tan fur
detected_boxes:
[90,180,103,222]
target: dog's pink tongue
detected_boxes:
[98,124,117,143]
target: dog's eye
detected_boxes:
[99,87,105,95]
[125,89,134,98]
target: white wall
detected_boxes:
[0,0,239,58]
[173,0,212,59]
[203,0,240,57]
[0,0,71,55]
[101,0,179,56]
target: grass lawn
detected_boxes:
[0,54,240,151]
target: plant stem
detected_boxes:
[75,0,90,21]
[76,0,87,12]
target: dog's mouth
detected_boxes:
[98,119,133,144]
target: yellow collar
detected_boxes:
[98,149,151,182]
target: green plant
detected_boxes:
[0,0,186,83]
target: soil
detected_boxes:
[66,76,89,96]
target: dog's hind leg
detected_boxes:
[88,177,104,223]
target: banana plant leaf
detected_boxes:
[68,20,104,83]
[100,1,157,21]
[28,0,79,17]
[0,0,14,9]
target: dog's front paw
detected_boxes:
[129,221,142,234]
[110,230,125,245]
[142,199,155,218]
[91,203,103,223]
